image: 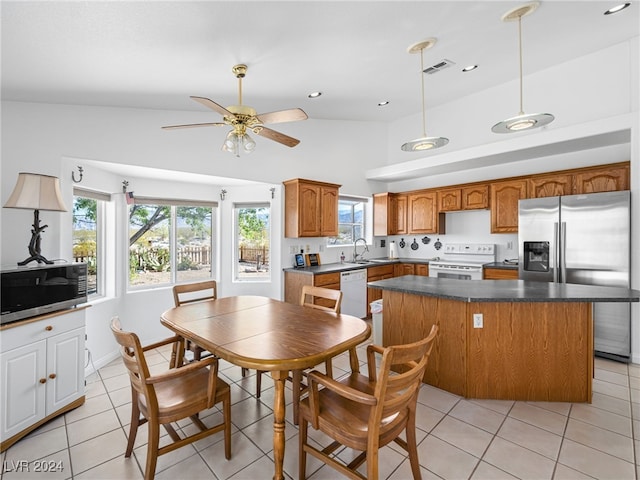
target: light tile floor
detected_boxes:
[2,341,639,480]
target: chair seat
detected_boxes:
[139,369,230,423]
[299,372,406,448]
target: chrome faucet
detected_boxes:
[353,238,369,262]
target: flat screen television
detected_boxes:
[1,263,88,325]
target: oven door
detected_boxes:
[429,263,483,280]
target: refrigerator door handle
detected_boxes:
[560,221,567,284]
[553,222,560,283]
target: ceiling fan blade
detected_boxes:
[256,127,300,147]
[190,96,235,118]
[257,108,308,125]
[162,122,225,130]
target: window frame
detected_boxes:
[127,197,217,290]
[233,202,271,283]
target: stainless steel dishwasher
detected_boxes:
[340,269,367,318]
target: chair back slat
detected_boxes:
[300,285,342,313]
[173,280,217,306]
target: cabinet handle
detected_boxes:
[39,378,47,384]
[49,373,57,379]
[45,325,53,331]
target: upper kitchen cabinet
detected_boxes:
[373,193,407,235]
[438,184,489,212]
[573,163,629,194]
[529,174,573,198]
[284,179,341,238]
[490,179,527,233]
[408,191,445,234]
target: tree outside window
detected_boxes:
[128,202,214,288]
[72,196,99,295]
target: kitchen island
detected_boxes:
[367,276,640,403]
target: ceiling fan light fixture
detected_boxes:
[402,38,449,152]
[222,129,256,157]
[493,2,554,134]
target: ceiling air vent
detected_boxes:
[423,59,456,75]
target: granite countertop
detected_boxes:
[483,261,518,270]
[367,275,640,303]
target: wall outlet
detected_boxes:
[473,313,483,328]
[289,246,297,254]
[507,241,514,250]
[319,244,324,252]
[306,244,310,253]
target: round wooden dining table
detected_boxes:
[160,295,370,480]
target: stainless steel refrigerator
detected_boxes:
[518,190,631,362]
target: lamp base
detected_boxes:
[17,209,54,266]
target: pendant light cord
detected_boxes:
[420,48,427,137]
[518,15,524,115]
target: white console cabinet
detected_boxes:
[1,307,87,451]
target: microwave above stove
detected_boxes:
[1,263,88,325]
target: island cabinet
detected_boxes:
[373,193,407,236]
[408,191,445,234]
[490,179,527,233]
[483,267,518,280]
[366,265,394,317]
[1,308,87,452]
[283,178,340,238]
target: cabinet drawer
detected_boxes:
[367,265,394,279]
[313,272,341,287]
[1,310,85,349]
[483,268,519,280]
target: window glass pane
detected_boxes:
[129,204,171,287]
[72,196,98,295]
[236,205,270,281]
[176,206,213,283]
[330,198,366,246]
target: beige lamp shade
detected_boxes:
[3,172,68,212]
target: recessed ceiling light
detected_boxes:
[378,101,390,106]
[308,91,322,98]
[462,65,478,72]
[604,3,630,14]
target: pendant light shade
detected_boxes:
[492,2,554,134]
[401,38,449,152]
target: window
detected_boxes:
[128,197,216,288]
[72,188,110,296]
[235,203,270,281]
[329,196,367,246]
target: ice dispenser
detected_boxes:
[523,241,549,272]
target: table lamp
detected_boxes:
[3,172,68,265]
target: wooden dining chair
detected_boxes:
[110,317,231,480]
[299,324,439,480]
[173,280,249,375]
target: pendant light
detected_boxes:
[492,1,554,133]
[401,38,449,152]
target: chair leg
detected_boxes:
[144,419,160,480]
[125,393,140,457]
[405,422,422,480]
[223,393,231,460]
[256,371,263,398]
[292,369,303,426]
[241,367,248,377]
[298,416,308,480]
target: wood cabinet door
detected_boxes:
[394,263,415,276]
[373,193,391,236]
[490,180,527,233]
[408,192,440,233]
[483,268,518,280]
[415,264,429,276]
[395,194,408,234]
[574,165,629,194]
[437,189,461,212]
[320,186,339,236]
[529,174,572,198]
[462,185,489,209]
[297,183,322,237]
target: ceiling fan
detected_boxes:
[162,64,308,156]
